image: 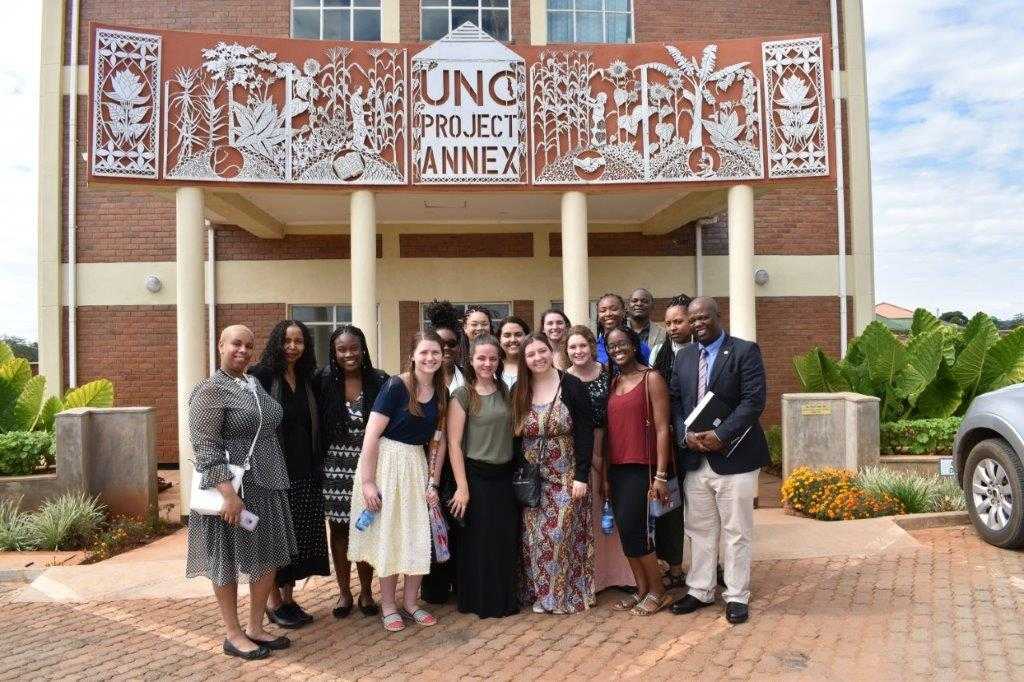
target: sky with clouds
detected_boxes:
[0,1,1021,342]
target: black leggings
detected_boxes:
[608,463,654,558]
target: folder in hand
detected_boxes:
[684,391,751,458]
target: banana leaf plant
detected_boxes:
[793,309,1024,422]
[0,342,114,433]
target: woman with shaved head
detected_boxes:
[185,325,298,660]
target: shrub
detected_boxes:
[766,425,782,467]
[86,513,176,563]
[0,497,34,550]
[823,488,904,520]
[25,492,106,550]
[880,417,961,456]
[781,466,857,519]
[0,431,54,476]
[856,466,967,514]
[855,467,934,514]
[931,476,967,512]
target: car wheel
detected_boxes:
[964,438,1024,549]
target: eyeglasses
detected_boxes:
[441,338,459,349]
[606,342,634,353]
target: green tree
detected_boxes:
[0,336,38,362]
[938,311,968,326]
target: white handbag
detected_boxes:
[189,375,263,515]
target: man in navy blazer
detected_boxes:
[667,297,769,624]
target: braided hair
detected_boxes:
[651,293,693,380]
[318,324,386,446]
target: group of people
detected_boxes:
[185,288,770,661]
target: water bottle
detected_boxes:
[355,495,381,532]
[601,500,615,535]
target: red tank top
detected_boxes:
[606,373,655,466]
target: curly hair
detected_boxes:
[253,319,317,379]
[423,299,462,336]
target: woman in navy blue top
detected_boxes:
[347,330,449,633]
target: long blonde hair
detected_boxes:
[401,330,449,421]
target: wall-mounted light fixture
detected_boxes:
[145,275,163,293]
[753,268,770,286]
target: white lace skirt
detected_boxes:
[347,437,431,577]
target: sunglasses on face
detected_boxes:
[441,338,460,349]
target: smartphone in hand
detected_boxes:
[239,510,260,531]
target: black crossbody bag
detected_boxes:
[512,379,561,508]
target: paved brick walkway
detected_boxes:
[3,525,1022,681]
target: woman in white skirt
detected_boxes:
[349,330,448,632]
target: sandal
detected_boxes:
[400,607,437,626]
[333,595,353,619]
[357,592,379,616]
[382,611,405,632]
[662,571,687,591]
[612,593,643,611]
[631,592,672,617]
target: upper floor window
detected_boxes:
[292,0,382,41]
[422,0,511,42]
[547,0,633,44]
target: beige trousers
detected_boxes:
[683,458,758,604]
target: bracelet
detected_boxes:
[654,475,668,483]
[656,470,668,477]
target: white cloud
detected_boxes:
[865,0,1024,320]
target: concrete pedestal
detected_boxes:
[782,392,880,477]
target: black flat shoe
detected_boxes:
[246,633,291,650]
[285,602,314,624]
[333,596,353,619]
[223,639,269,660]
[669,594,714,615]
[725,602,749,624]
[266,605,304,629]
[357,592,379,616]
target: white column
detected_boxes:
[351,190,378,364]
[176,187,207,518]
[727,184,756,341]
[560,191,590,327]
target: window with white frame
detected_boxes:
[547,0,633,44]
[292,0,382,41]
[421,0,511,42]
[419,301,511,333]
[290,305,354,366]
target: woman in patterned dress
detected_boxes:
[315,325,388,618]
[249,320,330,628]
[565,325,635,594]
[186,325,297,660]
[512,333,596,614]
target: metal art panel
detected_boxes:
[762,37,829,178]
[92,29,162,179]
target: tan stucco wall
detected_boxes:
[843,0,875,333]
[70,248,853,374]
[37,0,66,394]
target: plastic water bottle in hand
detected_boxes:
[355,495,380,531]
[601,500,615,535]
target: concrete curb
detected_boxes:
[0,568,44,582]
[892,511,970,531]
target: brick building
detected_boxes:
[36,0,874,483]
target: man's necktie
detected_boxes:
[697,347,708,402]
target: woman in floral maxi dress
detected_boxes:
[512,333,595,614]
